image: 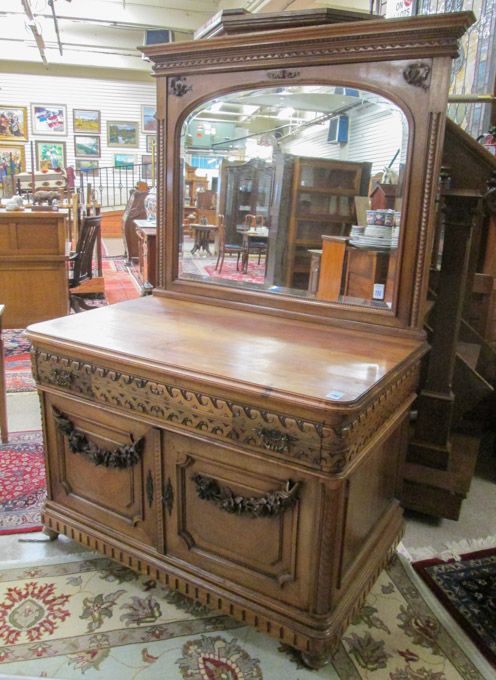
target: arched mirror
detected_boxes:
[177,85,408,311]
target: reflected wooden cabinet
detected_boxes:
[285,158,370,289]
[218,158,274,245]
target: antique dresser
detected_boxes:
[26,9,473,668]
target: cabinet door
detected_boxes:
[43,393,161,549]
[162,431,324,610]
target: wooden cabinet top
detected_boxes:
[26,296,427,411]
[0,209,68,217]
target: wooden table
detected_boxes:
[237,228,269,273]
[190,223,217,256]
[0,304,7,443]
[134,219,157,293]
[0,209,70,329]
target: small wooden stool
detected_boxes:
[0,305,8,443]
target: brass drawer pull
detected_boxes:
[50,369,75,387]
[53,407,144,469]
[253,427,296,453]
[192,473,300,518]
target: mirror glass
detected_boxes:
[178,85,408,310]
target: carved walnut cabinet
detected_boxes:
[27,10,473,668]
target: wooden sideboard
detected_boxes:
[27,295,426,667]
[26,8,473,669]
[0,209,70,328]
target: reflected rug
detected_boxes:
[414,548,496,669]
[0,430,45,535]
[0,552,491,679]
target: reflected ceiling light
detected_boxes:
[277,107,295,119]
[209,102,223,113]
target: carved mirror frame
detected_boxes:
[142,11,474,338]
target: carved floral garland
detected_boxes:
[53,408,145,469]
[192,473,300,518]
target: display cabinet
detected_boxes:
[284,157,370,288]
[26,8,474,669]
[218,158,274,245]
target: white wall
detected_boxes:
[282,102,407,176]
[1,71,156,174]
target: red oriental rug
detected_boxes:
[0,430,45,535]
[414,548,496,669]
[203,260,265,283]
[3,329,34,393]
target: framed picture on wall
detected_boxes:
[114,153,135,168]
[0,106,28,142]
[74,134,100,157]
[141,154,156,180]
[73,109,101,133]
[146,135,156,153]
[0,144,25,176]
[31,103,67,135]
[35,140,66,172]
[75,159,99,174]
[107,121,138,147]
[141,105,157,133]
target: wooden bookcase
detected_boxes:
[284,157,370,289]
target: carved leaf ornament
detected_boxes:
[192,473,300,518]
[53,407,145,469]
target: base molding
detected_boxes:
[42,503,403,667]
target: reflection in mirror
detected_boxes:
[178,85,408,309]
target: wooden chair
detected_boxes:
[215,214,247,273]
[69,214,103,313]
[243,214,267,266]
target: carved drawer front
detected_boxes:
[231,406,325,470]
[43,393,162,549]
[162,431,321,610]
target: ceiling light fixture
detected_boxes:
[21,0,48,65]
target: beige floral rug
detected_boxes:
[0,552,492,679]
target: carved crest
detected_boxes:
[169,76,192,97]
[267,69,300,80]
[403,62,431,90]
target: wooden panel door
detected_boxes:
[162,430,329,611]
[43,393,162,549]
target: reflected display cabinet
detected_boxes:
[26,8,474,669]
[218,158,274,245]
[285,157,371,289]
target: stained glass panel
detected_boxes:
[417,0,496,139]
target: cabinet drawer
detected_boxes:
[43,393,162,549]
[162,431,325,610]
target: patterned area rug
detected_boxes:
[4,332,34,392]
[414,548,496,669]
[0,431,45,534]
[102,257,142,304]
[204,260,265,283]
[0,553,490,679]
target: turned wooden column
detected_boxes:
[408,191,481,469]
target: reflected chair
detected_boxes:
[243,214,268,272]
[69,214,102,313]
[215,214,248,273]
